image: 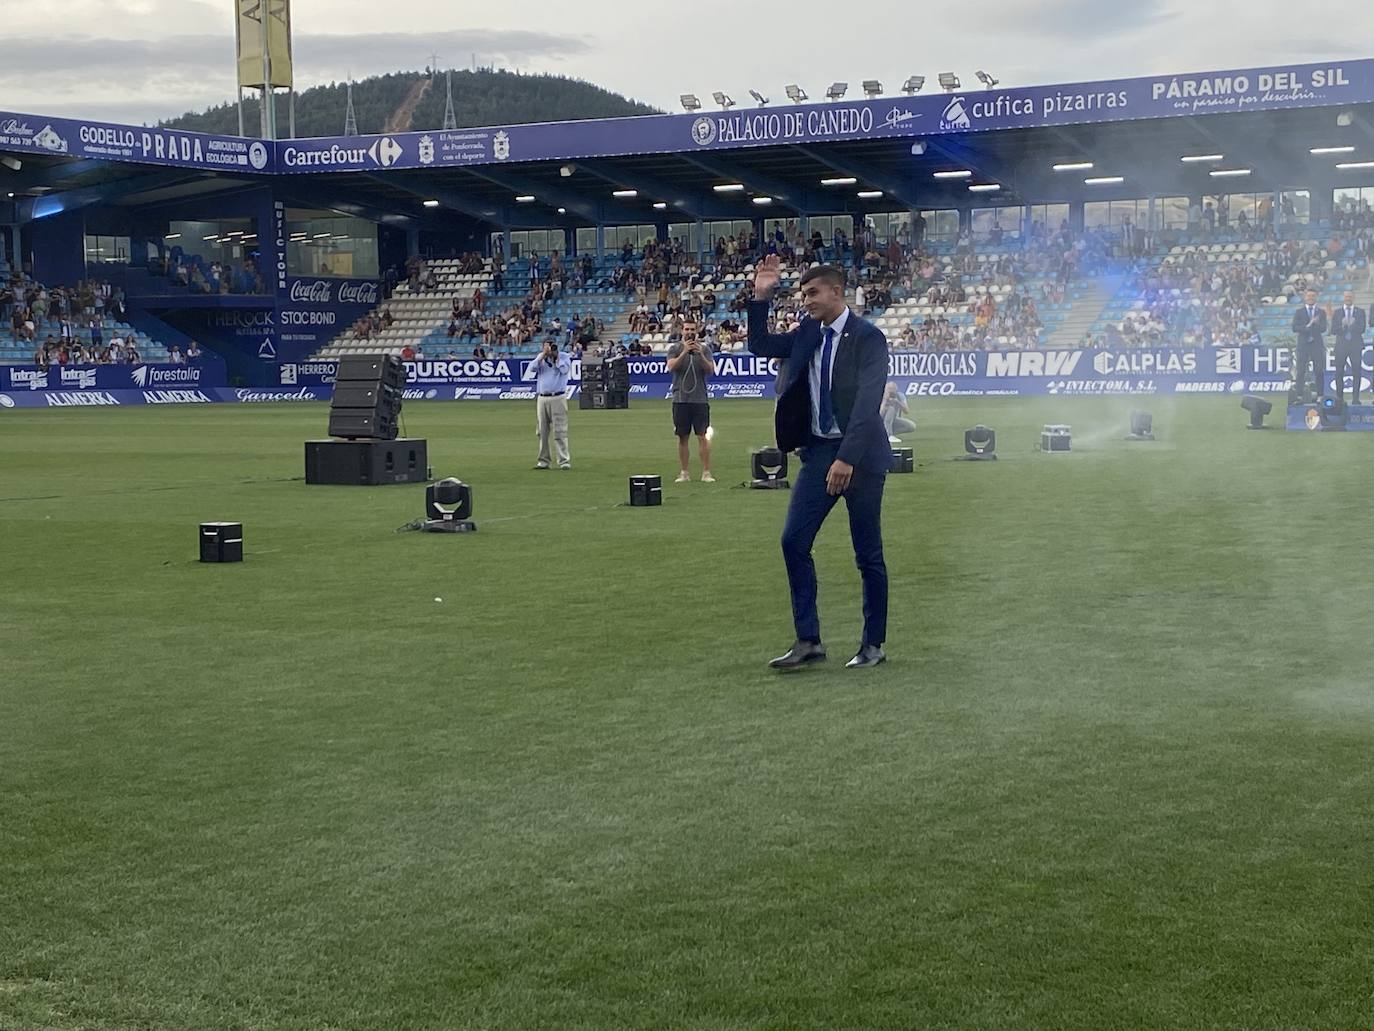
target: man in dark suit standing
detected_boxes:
[749,256,890,670]
[1291,289,1329,401]
[1330,290,1367,404]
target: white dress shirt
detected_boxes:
[810,306,850,439]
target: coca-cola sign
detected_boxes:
[339,281,378,305]
[289,280,333,303]
[285,278,379,307]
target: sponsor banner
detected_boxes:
[0,360,226,392]
[0,110,266,171]
[276,59,1373,171]
[3,61,1371,176]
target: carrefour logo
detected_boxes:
[691,117,717,146]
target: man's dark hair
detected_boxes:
[799,264,846,291]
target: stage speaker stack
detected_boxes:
[306,354,428,485]
[579,355,630,410]
[328,355,405,440]
[890,447,914,473]
[750,447,790,489]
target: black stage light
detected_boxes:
[1241,394,1272,429]
[750,447,790,488]
[961,425,997,460]
[424,478,476,532]
[1320,394,1348,430]
[1127,410,1155,441]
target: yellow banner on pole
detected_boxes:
[235,0,293,90]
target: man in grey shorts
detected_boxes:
[666,324,715,482]
[881,381,915,443]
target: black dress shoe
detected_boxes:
[845,644,887,669]
[768,640,827,670]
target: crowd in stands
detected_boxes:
[1103,226,1374,349]
[157,252,263,295]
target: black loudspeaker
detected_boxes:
[890,447,914,473]
[629,474,662,506]
[199,521,243,562]
[329,354,405,439]
[581,388,629,410]
[304,438,428,485]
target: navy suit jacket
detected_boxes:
[1292,305,1328,344]
[1331,305,1368,344]
[747,300,891,472]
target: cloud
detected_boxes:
[994,0,1177,39]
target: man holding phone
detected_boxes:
[666,323,715,482]
[526,339,572,469]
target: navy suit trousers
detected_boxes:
[780,438,888,647]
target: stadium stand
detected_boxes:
[1,271,173,364]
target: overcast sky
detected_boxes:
[1,0,1365,127]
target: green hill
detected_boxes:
[160,68,660,138]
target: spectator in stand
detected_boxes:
[401,343,416,360]
[186,340,203,360]
[169,345,186,364]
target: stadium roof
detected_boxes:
[3,58,1374,229]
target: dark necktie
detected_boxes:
[819,327,836,434]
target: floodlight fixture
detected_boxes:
[1311,145,1356,155]
[1180,153,1224,163]
[933,169,972,179]
[821,176,858,186]
[612,189,638,198]
[863,80,883,97]
[938,72,961,91]
[902,75,925,95]
[976,70,1000,88]
[422,199,440,207]
[785,84,808,103]
[857,190,884,199]
[1209,168,1252,177]
[713,183,746,192]
[826,82,848,100]
[559,164,575,177]
[1085,176,1125,185]
[1337,161,1374,170]
[0,156,21,172]
[713,91,735,109]
[749,89,770,107]
[968,183,1001,192]
[1337,110,1355,127]
[1053,161,1094,172]
[652,201,668,210]
[910,141,927,155]
[680,94,701,112]
[515,195,535,203]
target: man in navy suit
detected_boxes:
[1291,289,1329,402]
[1330,290,1368,404]
[749,256,890,670]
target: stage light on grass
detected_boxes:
[960,425,997,460]
[424,478,476,532]
[1241,394,1272,429]
[1127,410,1155,440]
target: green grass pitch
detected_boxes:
[3,396,1374,1030]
